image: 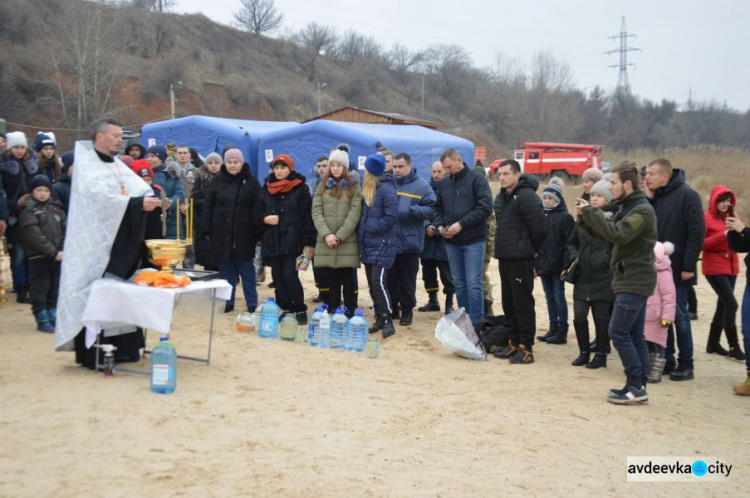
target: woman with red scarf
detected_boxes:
[260,154,316,325]
[703,185,745,361]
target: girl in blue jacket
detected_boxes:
[358,154,398,338]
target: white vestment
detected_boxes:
[54,141,153,351]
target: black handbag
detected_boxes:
[562,258,579,284]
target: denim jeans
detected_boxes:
[609,292,649,387]
[541,274,568,328]
[10,242,28,288]
[741,286,750,371]
[218,259,257,310]
[666,285,694,363]
[445,241,485,325]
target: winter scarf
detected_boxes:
[266,171,304,195]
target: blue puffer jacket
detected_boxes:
[152,161,186,240]
[358,175,398,269]
[394,168,435,254]
[422,179,448,261]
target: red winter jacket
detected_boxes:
[702,185,739,276]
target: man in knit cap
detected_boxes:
[581,167,604,202]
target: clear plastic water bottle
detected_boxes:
[346,309,368,352]
[318,307,331,348]
[259,297,280,339]
[150,336,176,394]
[308,305,327,346]
[330,306,348,349]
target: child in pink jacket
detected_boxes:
[645,241,677,382]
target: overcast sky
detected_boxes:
[177,0,750,112]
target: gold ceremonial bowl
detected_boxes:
[145,239,189,272]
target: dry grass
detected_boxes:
[489,146,750,220]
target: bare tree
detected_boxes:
[291,22,338,81]
[385,43,423,73]
[530,50,573,93]
[334,30,382,65]
[234,0,284,35]
[49,2,130,130]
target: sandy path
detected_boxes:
[0,263,747,496]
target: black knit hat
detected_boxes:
[31,174,52,191]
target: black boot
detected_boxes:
[537,323,556,342]
[418,291,440,312]
[586,352,607,369]
[16,285,31,304]
[391,305,400,320]
[369,314,385,334]
[669,359,695,381]
[706,322,729,356]
[382,316,396,338]
[399,308,413,326]
[444,293,455,314]
[546,323,568,345]
[725,326,746,361]
[594,318,612,354]
[572,350,590,366]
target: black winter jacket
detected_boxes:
[20,198,66,261]
[433,164,493,246]
[0,149,40,243]
[51,167,71,214]
[260,171,316,257]
[566,220,614,302]
[728,227,750,281]
[493,175,546,260]
[537,198,575,274]
[199,163,262,262]
[648,169,705,286]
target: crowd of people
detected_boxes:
[1,120,749,404]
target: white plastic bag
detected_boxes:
[435,308,487,360]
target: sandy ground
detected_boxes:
[1,261,748,497]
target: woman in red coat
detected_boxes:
[703,186,745,360]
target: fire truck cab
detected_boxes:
[513,142,603,182]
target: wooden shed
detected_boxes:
[303,107,444,130]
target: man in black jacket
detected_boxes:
[492,160,546,364]
[645,158,705,381]
[433,149,493,326]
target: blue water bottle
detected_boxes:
[150,336,177,394]
[259,297,280,339]
[346,309,368,352]
[330,306,348,349]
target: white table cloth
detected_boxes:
[82,277,232,348]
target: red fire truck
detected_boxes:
[511,142,603,182]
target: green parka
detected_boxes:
[312,179,362,268]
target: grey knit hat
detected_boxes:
[589,178,612,202]
[582,168,603,183]
[205,152,223,165]
[542,177,564,202]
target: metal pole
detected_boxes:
[317,82,321,115]
[421,73,425,116]
[169,83,175,120]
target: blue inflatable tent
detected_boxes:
[140,116,297,176]
[257,120,475,181]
